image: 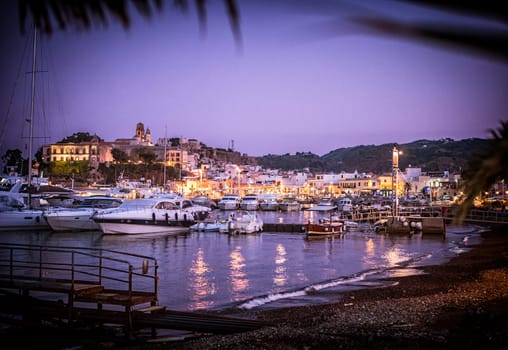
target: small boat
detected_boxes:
[239,194,260,211]
[92,197,211,235]
[43,196,123,232]
[217,194,241,210]
[189,220,221,232]
[218,211,263,234]
[278,197,300,212]
[306,222,344,236]
[306,210,345,236]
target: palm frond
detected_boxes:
[454,120,508,224]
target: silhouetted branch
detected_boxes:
[17,0,242,49]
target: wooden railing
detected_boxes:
[348,206,508,225]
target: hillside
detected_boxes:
[256,138,488,174]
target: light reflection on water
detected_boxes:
[0,212,485,312]
[229,246,248,300]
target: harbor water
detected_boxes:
[0,210,485,313]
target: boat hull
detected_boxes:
[44,209,98,232]
[259,203,279,211]
[306,223,343,235]
[0,210,49,230]
[96,219,191,235]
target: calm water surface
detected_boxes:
[0,210,485,312]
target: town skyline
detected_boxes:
[1,1,507,158]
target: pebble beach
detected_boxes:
[159,228,508,350]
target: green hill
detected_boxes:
[256,138,488,174]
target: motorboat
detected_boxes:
[336,197,353,212]
[305,207,345,236]
[316,213,359,232]
[239,194,260,211]
[218,211,263,234]
[306,221,344,236]
[92,197,211,234]
[190,195,218,209]
[0,192,49,230]
[43,196,123,232]
[258,194,280,211]
[217,194,241,210]
[190,212,229,232]
[278,197,300,212]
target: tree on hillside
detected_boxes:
[139,150,157,165]
[111,148,128,163]
[1,149,25,174]
[58,132,102,143]
[455,120,508,224]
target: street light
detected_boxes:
[392,145,402,217]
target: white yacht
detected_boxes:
[258,194,280,211]
[0,192,49,231]
[217,194,241,210]
[239,194,260,211]
[92,197,211,234]
[43,196,123,232]
[279,197,300,212]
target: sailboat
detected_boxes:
[0,25,50,231]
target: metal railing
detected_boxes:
[0,243,159,297]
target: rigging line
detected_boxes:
[38,35,50,147]
[44,34,66,140]
[0,28,31,151]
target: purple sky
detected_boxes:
[1,1,507,159]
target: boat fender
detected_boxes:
[184,213,188,221]
[165,213,169,223]
[36,216,40,223]
[152,212,156,222]
[175,212,178,221]
[142,259,149,274]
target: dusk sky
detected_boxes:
[1,0,507,159]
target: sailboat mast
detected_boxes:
[28,24,37,207]
[163,125,167,191]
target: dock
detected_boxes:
[0,243,270,343]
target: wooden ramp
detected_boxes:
[0,243,269,341]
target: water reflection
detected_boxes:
[362,238,376,267]
[188,248,216,310]
[382,246,411,267]
[273,243,287,287]
[229,246,248,301]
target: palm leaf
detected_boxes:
[454,120,508,223]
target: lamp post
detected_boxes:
[236,165,241,196]
[392,146,402,217]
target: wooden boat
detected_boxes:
[306,222,344,235]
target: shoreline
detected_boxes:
[161,228,508,350]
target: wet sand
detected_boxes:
[160,228,508,350]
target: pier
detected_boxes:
[0,243,269,342]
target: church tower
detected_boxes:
[135,122,145,142]
[145,128,152,145]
